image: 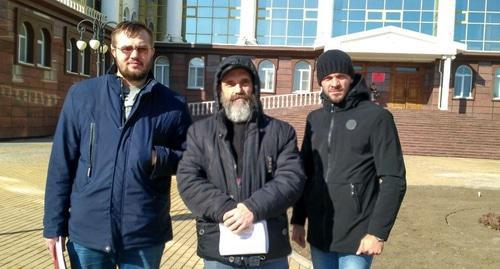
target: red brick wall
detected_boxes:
[0,0,97,139]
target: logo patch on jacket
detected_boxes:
[346,119,357,130]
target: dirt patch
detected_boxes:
[292,186,500,268]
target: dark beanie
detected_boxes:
[316,49,355,85]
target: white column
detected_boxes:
[437,0,456,42]
[315,0,333,46]
[165,0,184,42]
[237,0,257,45]
[439,56,452,110]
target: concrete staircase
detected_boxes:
[266,106,500,160]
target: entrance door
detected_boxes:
[390,72,422,109]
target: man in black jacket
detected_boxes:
[291,49,406,269]
[177,55,305,268]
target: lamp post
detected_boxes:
[76,18,117,76]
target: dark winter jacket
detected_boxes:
[176,56,306,264]
[43,70,192,252]
[291,74,406,253]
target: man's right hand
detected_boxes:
[291,224,306,248]
[44,237,65,263]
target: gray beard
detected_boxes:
[223,98,253,123]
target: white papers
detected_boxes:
[219,220,269,256]
[55,236,67,269]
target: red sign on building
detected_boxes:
[371,72,386,83]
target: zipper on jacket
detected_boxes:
[220,133,241,201]
[350,183,361,213]
[87,122,96,177]
[325,104,335,183]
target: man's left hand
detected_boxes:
[222,203,254,235]
[356,234,384,256]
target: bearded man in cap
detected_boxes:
[291,49,406,269]
[177,55,305,268]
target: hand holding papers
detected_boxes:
[219,220,269,256]
[54,236,67,269]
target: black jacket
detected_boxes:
[291,74,406,253]
[176,56,305,264]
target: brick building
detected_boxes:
[0,0,110,139]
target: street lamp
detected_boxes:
[76,18,117,76]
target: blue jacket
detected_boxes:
[43,73,192,252]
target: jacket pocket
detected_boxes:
[87,122,96,177]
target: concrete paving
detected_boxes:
[0,138,499,268]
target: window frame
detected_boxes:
[292,60,312,93]
[494,67,500,100]
[154,56,170,87]
[187,57,205,90]
[453,65,474,99]
[258,60,276,93]
[16,9,54,69]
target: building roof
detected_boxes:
[326,26,467,62]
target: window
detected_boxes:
[293,61,311,92]
[123,7,130,21]
[184,0,241,44]
[258,60,275,93]
[66,38,78,73]
[257,0,318,46]
[455,0,500,51]
[494,68,500,99]
[333,0,437,37]
[454,65,473,98]
[155,56,170,86]
[131,11,137,21]
[188,57,205,89]
[37,28,51,67]
[18,22,34,64]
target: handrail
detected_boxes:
[188,91,322,116]
[55,0,106,21]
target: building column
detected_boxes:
[164,0,184,42]
[101,1,120,22]
[315,0,333,46]
[237,0,257,45]
[439,56,453,110]
[437,0,456,42]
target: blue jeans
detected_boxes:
[203,257,288,269]
[67,240,165,269]
[311,246,373,269]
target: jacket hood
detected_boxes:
[213,55,263,114]
[321,73,371,110]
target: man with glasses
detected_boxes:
[43,21,191,268]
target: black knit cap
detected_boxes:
[316,49,355,85]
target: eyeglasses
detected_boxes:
[114,46,152,56]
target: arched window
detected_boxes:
[131,12,137,21]
[494,68,500,99]
[258,60,275,93]
[155,56,170,86]
[18,22,34,63]
[293,61,312,93]
[37,28,51,67]
[188,57,205,89]
[454,65,473,98]
[66,38,78,73]
[123,8,130,21]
